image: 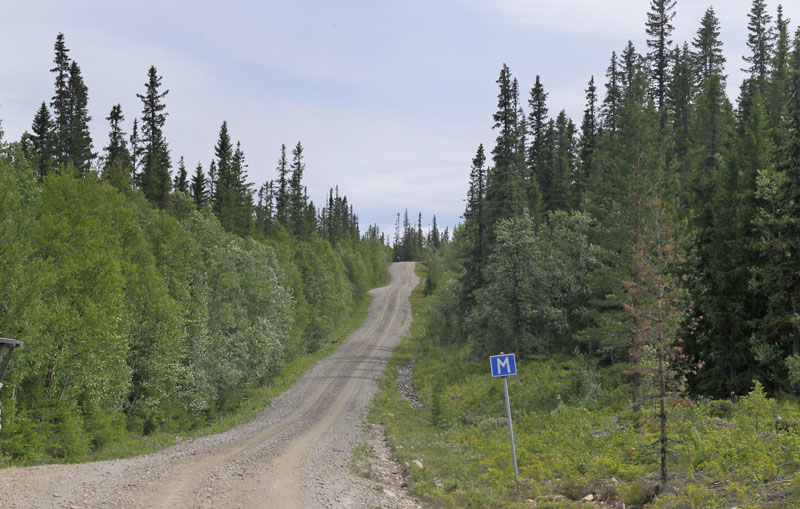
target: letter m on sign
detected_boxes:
[490,353,517,377]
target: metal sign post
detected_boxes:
[490,352,518,479]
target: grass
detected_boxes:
[369,263,800,508]
[85,273,388,463]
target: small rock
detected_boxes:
[552,495,567,502]
[53,493,61,498]
[582,493,594,501]
[412,460,423,469]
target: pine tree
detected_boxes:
[29,102,54,180]
[102,104,132,191]
[576,76,598,207]
[173,156,188,194]
[601,52,622,133]
[645,0,677,126]
[137,65,171,207]
[190,162,206,208]
[692,6,726,84]
[743,0,774,90]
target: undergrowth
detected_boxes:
[369,264,800,508]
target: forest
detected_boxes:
[423,0,800,400]
[374,0,800,505]
[0,34,390,463]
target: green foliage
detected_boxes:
[372,268,800,507]
[0,140,389,462]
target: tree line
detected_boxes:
[425,0,800,402]
[0,34,390,462]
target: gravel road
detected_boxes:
[0,262,421,509]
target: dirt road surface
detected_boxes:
[0,262,421,509]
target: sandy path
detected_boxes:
[0,262,420,509]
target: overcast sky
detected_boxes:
[2,1,798,236]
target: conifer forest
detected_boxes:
[4,0,800,506]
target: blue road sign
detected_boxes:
[490,353,517,377]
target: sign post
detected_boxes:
[490,352,518,479]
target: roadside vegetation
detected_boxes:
[376,0,800,506]
[0,33,391,465]
[372,264,800,508]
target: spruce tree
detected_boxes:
[769,5,791,148]
[577,76,598,207]
[231,141,253,235]
[173,156,189,194]
[130,118,142,186]
[30,102,54,180]
[692,6,726,84]
[50,33,71,170]
[668,44,694,179]
[274,144,290,227]
[190,162,206,208]
[743,0,774,90]
[645,0,677,125]
[601,52,622,133]
[750,28,800,392]
[289,141,307,236]
[212,121,235,230]
[65,61,94,176]
[527,75,549,182]
[102,104,132,191]
[137,65,171,208]
[621,41,641,100]
[485,65,525,244]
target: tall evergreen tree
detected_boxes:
[576,76,598,207]
[621,41,641,100]
[485,65,525,242]
[190,162,206,208]
[645,0,677,126]
[29,102,54,180]
[692,6,726,84]
[130,118,141,186]
[50,33,71,170]
[102,104,132,191]
[65,61,94,176]
[668,44,694,179]
[750,27,800,392]
[274,144,290,228]
[212,121,235,230]
[173,156,189,194]
[137,65,171,207]
[527,75,549,181]
[769,4,791,148]
[743,0,774,90]
[289,141,308,236]
[601,52,623,133]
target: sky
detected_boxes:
[2,0,799,238]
